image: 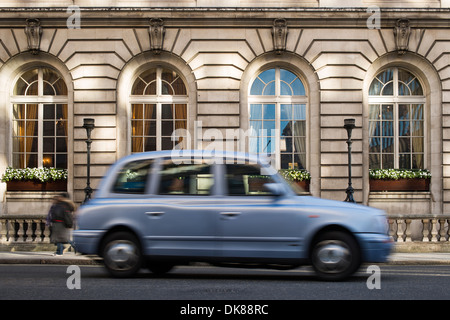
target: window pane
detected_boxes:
[250,78,265,95]
[43,82,56,95]
[56,137,67,152]
[369,104,380,119]
[144,137,156,151]
[263,81,276,95]
[280,153,292,169]
[399,154,411,169]
[369,154,380,169]
[55,154,67,169]
[411,104,423,120]
[132,137,143,152]
[293,104,306,120]
[293,121,306,137]
[250,104,262,120]
[161,104,173,119]
[43,154,54,168]
[281,121,291,136]
[113,159,154,194]
[132,104,143,119]
[399,137,410,153]
[280,104,291,120]
[161,137,172,150]
[382,121,393,137]
[377,68,394,84]
[259,69,275,84]
[291,78,305,96]
[158,160,213,195]
[43,121,55,136]
[409,79,423,95]
[56,104,66,119]
[44,105,55,119]
[162,121,173,136]
[381,82,393,95]
[369,79,382,95]
[263,104,275,120]
[382,138,394,153]
[398,83,410,96]
[144,120,156,136]
[369,137,380,153]
[26,105,38,119]
[43,138,54,152]
[382,105,393,120]
[56,121,67,136]
[225,163,276,196]
[26,154,38,167]
[280,82,293,95]
[382,154,394,168]
[399,121,410,137]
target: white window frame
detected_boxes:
[10,67,68,168]
[368,67,427,169]
[129,67,188,152]
[248,67,308,170]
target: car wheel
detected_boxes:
[311,231,361,281]
[102,232,142,278]
[148,262,174,275]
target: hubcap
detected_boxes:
[314,240,352,274]
[105,241,139,271]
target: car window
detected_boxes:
[112,159,154,194]
[158,159,213,195]
[225,163,277,196]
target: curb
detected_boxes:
[1,252,450,266]
[0,252,101,265]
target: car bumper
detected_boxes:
[72,230,106,255]
[355,233,393,263]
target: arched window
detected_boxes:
[130,67,188,152]
[11,67,68,168]
[368,67,425,169]
[248,67,307,169]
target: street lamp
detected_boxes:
[344,118,356,203]
[83,118,95,203]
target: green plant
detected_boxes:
[369,168,431,180]
[279,169,311,182]
[1,167,68,183]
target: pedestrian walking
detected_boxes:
[46,192,75,255]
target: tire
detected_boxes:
[102,231,142,278]
[147,262,174,275]
[310,231,361,281]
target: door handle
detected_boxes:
[146,211,164,217]
[220,212,241,218]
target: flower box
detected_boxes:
[6,179,67,192]
[2,167,68,192]
[369,169,431,192]
[293,179,310,192]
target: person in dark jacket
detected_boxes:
[46,192,75,255]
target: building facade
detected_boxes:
[0,0,449,218]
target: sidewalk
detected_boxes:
[1,251,450,265]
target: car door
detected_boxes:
[141,157,220,258]
[217,162,307,260]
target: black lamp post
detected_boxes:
[344,118,356,203]
[83,118,95,203]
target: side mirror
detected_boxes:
[263,183,284,197]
